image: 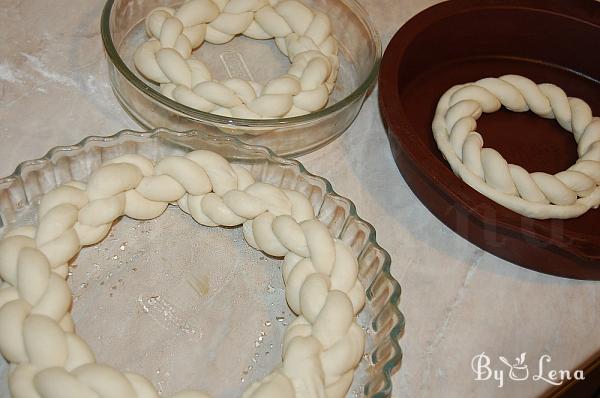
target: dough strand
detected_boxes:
[0,150,365,398]
[134,0,340,119]
[432,74,600,219]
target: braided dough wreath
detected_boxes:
[0,150,366,398]
[134,0,339,119]
[432,74,600,219]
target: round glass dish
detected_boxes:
[100,0,381,157]
[0,129,403,397]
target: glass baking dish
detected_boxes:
[0,129,403,397]
[100,0,381,157]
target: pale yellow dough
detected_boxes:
[134,0,340,120]
[432,74,600,219]
[0,150,366,398]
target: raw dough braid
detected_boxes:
[432,74,600,219]
[134,0,339,119]
[0,150,366,398]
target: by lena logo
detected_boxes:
[471,352,585,388]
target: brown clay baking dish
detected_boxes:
[379,0,600,279]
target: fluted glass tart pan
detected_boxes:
[0,129,403,397]
[101,0,381,157]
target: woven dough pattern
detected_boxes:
[134,0,340,119]
[0,150,365,398]
[432,74,600,219]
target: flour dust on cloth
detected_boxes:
[432,74,600,219]
[134,0,340,119]
[0,150,366,398]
